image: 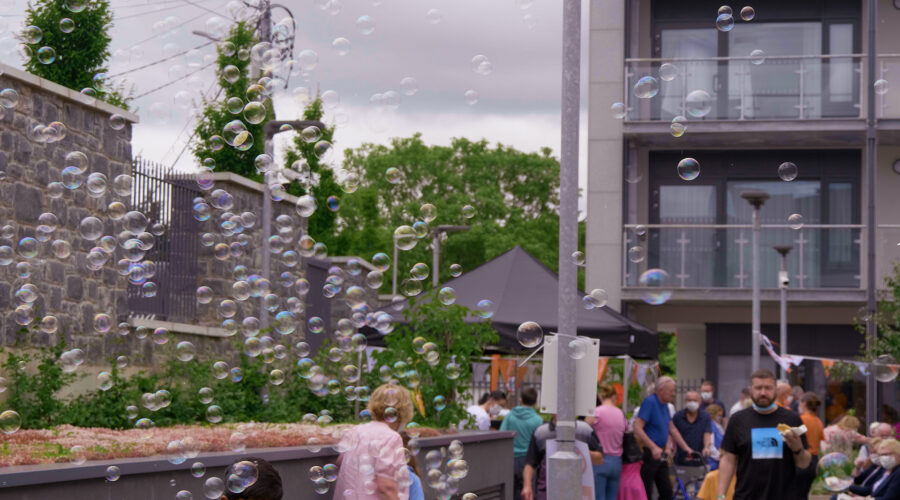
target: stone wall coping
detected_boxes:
[0,62,139,123]
[208,171,301,205]
[0,430,515,488]
[326,256,378,273]
[127,316,228,338]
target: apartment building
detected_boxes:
[586,0,900,420]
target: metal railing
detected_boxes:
[622,223,865,289]
[623,53,873,122]
[878,54,900,119]
[127,158,202,322]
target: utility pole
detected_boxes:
[547,0,583,498]
[741,191,769,373]
[865,0,878,427]
[430,225,470,288]
[258,0,275,328]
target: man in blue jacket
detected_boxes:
[500,387,544,500]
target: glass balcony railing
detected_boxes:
[622,224,865,290]
[623,54,865,122]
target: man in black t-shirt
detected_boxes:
[717,369,812,500]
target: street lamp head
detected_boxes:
[740,190,770,209]
[773,245,793,257]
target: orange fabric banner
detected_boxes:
[491,354,501,391]
[597,357,610,383]
[613,383,624,406]
[516,366,528,388]
[822,359,835,377]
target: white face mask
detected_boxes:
[785,395,794,405]
[870,454,881,466]
[701,391,713,401]
[685,402,700,412]
[882,456,897,470]
[489,405,502,416]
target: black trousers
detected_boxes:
[513,455,528,500]
[640,448,673,500]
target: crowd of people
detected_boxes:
[215,376,900,500]
[492,370,900,500]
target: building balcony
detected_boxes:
[620,223,900,303]
[620,54,900,147]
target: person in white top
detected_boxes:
[465,390,507,430]
[729,387,752,416]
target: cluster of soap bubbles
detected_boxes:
[716,5,755,33]
[417,439,473,499]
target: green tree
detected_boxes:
[21,0,128,107]
[192,21,272,180]
[857,262,900,362]
[657,331,677,377]
[325,134,561,289]
[363,290,499,428]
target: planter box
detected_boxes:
[0,430,514,500]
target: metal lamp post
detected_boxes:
[431,225,470,288]
[774,245,792,379]
[741,191,769,372]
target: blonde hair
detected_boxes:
[878,438,900,456]
[706,404,723,418]
[870,437,885,452]
[368,383,414,427]
[838,415,861,431]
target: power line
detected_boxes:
[115,0,223,21]
[132,60,216,99]
[166,85,224,172]
[179,0,236,21]
[116,10,211,51]
[107,40,214,78]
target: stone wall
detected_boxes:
[0,63,138,361]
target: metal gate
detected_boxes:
[126,157,201,322]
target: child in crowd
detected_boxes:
[221,457,283,500]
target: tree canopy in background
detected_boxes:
[22,0,128,108]
[314,134,562,289]
[192,21,271,180]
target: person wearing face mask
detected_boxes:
[672,391,712,466]
[869,438,900,500]
[699,381,726,414]
[465,390,507,431]
[716,369,811,500]
[828,437,888,500]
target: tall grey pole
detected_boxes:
[774,246,792,379]
[258,0,273,328]
[865,0,878,427]
[548,0,582,497]
[741,192,769,373]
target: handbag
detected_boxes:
[622,431,643,463]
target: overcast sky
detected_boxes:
[0,0,590,210]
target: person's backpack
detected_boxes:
[622,431,643,463]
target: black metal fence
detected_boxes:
[127,158,201,322]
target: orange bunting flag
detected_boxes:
[415,390,426,417]
[822,359,835,377]
[613,383,624,406]
[491,354,501,391]
[516,366,529,388]
[597,357,610,383]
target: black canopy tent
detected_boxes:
[361,246,658,358]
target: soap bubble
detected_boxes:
[449,263,463,277]
[0,410,21,434]
[204,477,225,499]
[386,167,402,184]
[749,49,766,65]
[633,76,659,99]
[610,102,626,119]
[628,246,646,263]
[778,162,798,181]
[332,37,350,56]
[659,63,678,82]
[37,46,56,64]
[357,15,375,35]
[464,89,479,105]
[686,90,712,118]
[872,354,899,383]
[874,79,889,96]
[22,25,42,43]
[638,269,672,305]
[206,405,223,423]
[716,13,735,32]
[471,54,493,76]
[788,213,804,230]
[70,445,87,465]
[817,452,852,491]
[475,299,494,319]
[588,288,609,308]
[295,195,317,217]
[192,462,206,478]
[462,205,476,218]
[105,465,120,481]
[677,158,700,181]
[176,341,196,362]
[567,338,588,360]
[0,89,19,109]
[740,6,755,21]
[394,226,417,250]
[572,251,585,265]
[438,287,456,305]
[670,115,686,137]
[517,321,543,348]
